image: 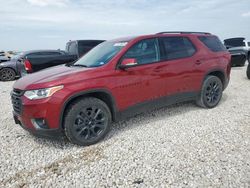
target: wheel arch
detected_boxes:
[0,66,17,74]
[0,67,17,81]
[203,69,227,89]
[59,89,118,129]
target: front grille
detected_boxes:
[11,89,24,115]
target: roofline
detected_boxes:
[156,31,211,35]
[67,39,105,43]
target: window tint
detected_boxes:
[199,36,226,52]
[224,39,245,48]
[248,42,250,47]
[160,37,196,61]
[123,39,159,65]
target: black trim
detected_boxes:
[59,89,118,128]
[116,92,198,121]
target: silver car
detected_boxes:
[224,37,250,63]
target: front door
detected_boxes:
[113,38,168,110]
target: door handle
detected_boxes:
[195,59,203,65]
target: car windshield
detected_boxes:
[73,41,128,67]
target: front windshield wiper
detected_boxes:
[71,64,88,68]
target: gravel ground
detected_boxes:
[0,65,249,188]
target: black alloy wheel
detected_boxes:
[64,97,111,146]
[196,75,223,108]
[73,107,107,140]
[204,80,221,106]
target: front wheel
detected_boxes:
[196,76,223,108]
[64,97,111,146]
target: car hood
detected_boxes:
[13,65,95,90]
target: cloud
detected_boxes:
[27,0,69,7]
[0,0,250,51]
[40,35,62,38]
[241,11,250,17]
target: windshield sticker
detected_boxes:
[114,42,128,47]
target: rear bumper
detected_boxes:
[13,112,64,139]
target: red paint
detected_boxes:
[13,33,231,130]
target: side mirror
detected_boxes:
[119,58,137,69]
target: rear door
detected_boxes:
[158,36,198,94]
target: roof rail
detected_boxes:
[156,31,211,35]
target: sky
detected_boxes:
[0,0,250,51]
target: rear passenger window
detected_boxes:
[160,37,196,61]
[199,36,226,52]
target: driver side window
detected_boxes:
[123,38,159,65]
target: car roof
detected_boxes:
[67,40,105,43]
[21,50,63,56]
[110,31,213,43]
[224,37,245,41]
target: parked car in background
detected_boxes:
[0,50,65,81]
[12,31,231,146]
[21,40,104,76]
[224,37,250,66]
[247,63,250,79]
[0,52,10,63]
[230,53,247,67]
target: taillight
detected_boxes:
[24,59,32,72]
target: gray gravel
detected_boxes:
[0,65,250,187]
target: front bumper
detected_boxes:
[13,112,64,139]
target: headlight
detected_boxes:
[24,85,64,100]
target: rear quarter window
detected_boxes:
[159,37,196,61]
[199,36,226,52]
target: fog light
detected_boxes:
[31,118,49,129]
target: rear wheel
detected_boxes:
[0,68,16,81]
[64,97,111,146]
[196,76,223,108]
[247,63,250,79]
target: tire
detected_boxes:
[0,68,16,81]
[247,63,250,79]
[196,76,223,108]
[64,97,112,146]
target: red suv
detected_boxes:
[12,32,231,146]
